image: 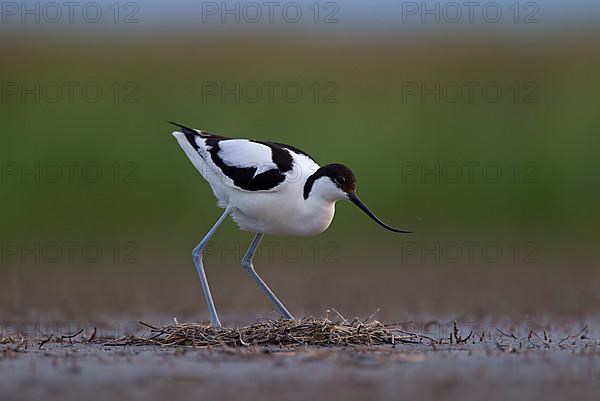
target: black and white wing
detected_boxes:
[170,122,318,192]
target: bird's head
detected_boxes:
[304,163,413,233]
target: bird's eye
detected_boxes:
[338,177,346,184]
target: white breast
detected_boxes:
[227,150,332,236]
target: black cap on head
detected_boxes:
[303,163,356,199]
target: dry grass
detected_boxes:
[2,317,593,353]
[104,318,440,348]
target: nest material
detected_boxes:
[107,318,437,348]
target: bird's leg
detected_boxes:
[192,206,232,327]
[242,233,295,320]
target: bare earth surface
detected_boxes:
[1,319,599,401]
[2,267,600,401]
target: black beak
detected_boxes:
[347,192,413,233]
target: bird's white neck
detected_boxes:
[304,176,348,203]
[295,179,342,235]
[297,195,336,235]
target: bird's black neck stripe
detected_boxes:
[303,170,325,199]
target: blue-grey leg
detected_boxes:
[192,206,232,327]
[242,233,295,320]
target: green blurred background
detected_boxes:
[1,1,599,322]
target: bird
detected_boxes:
[170,121,412,327]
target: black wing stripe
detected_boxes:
[250,140,294,173]
[173,123,316,191]
[207,138,288,191]
[264,141,314,159]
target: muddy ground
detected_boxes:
[1,266,600,401]
[1,326,599,401]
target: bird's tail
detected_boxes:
[167,121,210,137]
